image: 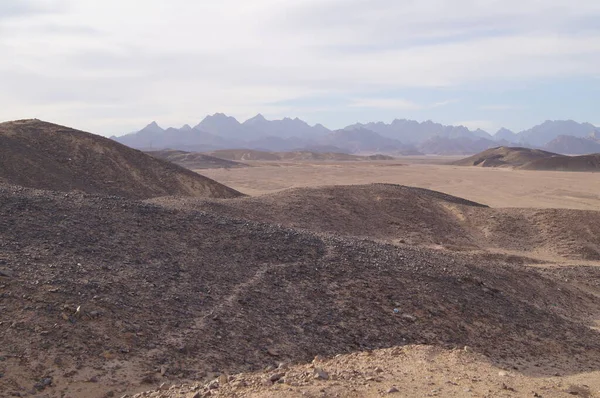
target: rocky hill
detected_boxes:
[455,146,600,172]
[2,183,600,398]
[453,147,558,168]
[519,153,600,172]
[0,119,242,199]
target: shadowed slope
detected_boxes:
[0,119,242,199]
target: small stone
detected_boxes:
[160,366,168,376]
[375,367,384,373]
[313,368,329,380]
[207,380,219,390]
[401,314,417,322]
[269,372,286,382]
[218,374,228,385]
[498,371,508,377]
[0,269,13,278]
[158,383,169,391]
[267,348,280,357]
[387,387,399,394]
[566,384,591,396]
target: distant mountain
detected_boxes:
[113,116,599,156]
[494,128,518,142]
[114,121,231,151]
[194,113,245,140]
[115,114,329,151]
[544,135,600,155]
[344,119,489,144]
[418,136,498,155]
[321,128,407,153]
[242,114,328,140]
[517,120,599,147]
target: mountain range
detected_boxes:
[112,114,600,155]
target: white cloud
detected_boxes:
[1,0,600,134]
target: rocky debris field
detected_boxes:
[141,345,600,398]
[1,182,600,397]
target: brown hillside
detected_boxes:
[145,149,249,170]
[154,184,487,249]
[453,146,558,167]
[152,184,600,260]
[0,120,242,199]
[518,153,600,172]
[2,184,600,398]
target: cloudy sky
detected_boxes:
[1,0,599,136]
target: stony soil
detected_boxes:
[1,183,600,397]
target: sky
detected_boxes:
[1,0,599,136]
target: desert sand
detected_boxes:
[200,159,600,210]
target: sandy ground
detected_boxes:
[200,159,600,210]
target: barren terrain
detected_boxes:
[2,137,600,398]
[199,159,600,210]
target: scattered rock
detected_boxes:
[157,383,169,391]
[565,384,591,397]
[387,386,399,394]
[0,268,13,278]
[267,348,280,357]
[313,368,329,380]
[34,377,52,391]
[218,374,228,385]
[401,314,417,322]
[269,372,286,382]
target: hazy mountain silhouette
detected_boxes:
[344,119,491,144]
[113,115,600,155]
[517,120,599,147]
[544,135,600,155]
[493,128,518,142]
